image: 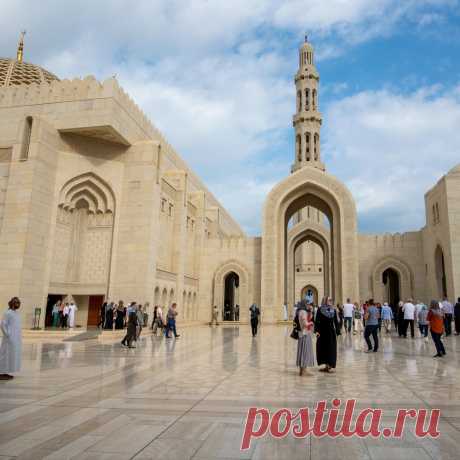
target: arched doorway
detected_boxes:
[301,285,318,305]
[371,257,413,305]
[435,245,447,298]
[287,222,330,307]
[213,260,251,323]
[382,268,400,307]
[224,271,239,321]
[262,167,359,322]
[49,172,115,326]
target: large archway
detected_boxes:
[262,167,359,322]
[213,260,251,322]
[371,257,413,304]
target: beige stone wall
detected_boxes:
[1,73,460,330]
[0,77,244,327]
[358,232,425,304]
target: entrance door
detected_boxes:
[87,295,104,327]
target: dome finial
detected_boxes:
[17,30,26,63]
[304,33,308,43]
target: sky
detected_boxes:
[1,0,460,235]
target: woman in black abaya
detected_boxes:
[314,297,340,373]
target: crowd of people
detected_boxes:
[50,300,78,328]
[100,301,181,347]
[293,296,460,376]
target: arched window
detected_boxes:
[20,116,33,160]
[314,133,319,160]
[296,134,301,161]
[305,132,310,161]
[297,90,302,112]
[305,89,310,111]
[312,89,317,110]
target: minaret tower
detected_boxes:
[292,36,324,172]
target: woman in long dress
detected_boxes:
[296,301,315,376]
[0,297,22,380]
[104,303,114,330]
[115,301,125,329]
[314,297,340,373]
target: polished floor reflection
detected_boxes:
[0,325,459,459]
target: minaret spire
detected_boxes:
[16,30,26,63]
[291,37,325,172]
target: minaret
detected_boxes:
[291,36,324,172]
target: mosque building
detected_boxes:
[1,34,459,327]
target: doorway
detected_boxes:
[224,271,239,321]
[382,268,400,307]
[87,295,104,327]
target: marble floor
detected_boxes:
[0,325,459,460]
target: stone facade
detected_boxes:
[1,39,460,328]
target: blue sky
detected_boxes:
[1,0,460,235]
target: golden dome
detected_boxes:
[0,58,59,87]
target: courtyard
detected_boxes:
[0,325,459,459]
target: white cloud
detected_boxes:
[0,0,458,235]
[324,85,460,232]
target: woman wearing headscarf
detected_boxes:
[104,302,114,330]
[115,301,125,330]
[296,301,315,376]
[314,297,340,373]
[427,300,446,358]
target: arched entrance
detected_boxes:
[287,221,330,307]
[224,271,239,321]
[435,245,447,298]
[301,285,318,305]
[213,260,251,323]
[262,167,359,322]
[382,268,400,307]
[49,172,115,327]
[371,257,413,305]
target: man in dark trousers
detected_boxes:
[249,304,260,337]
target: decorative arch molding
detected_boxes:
[58,172,115,214]
[287,223,331,307]
[371,256,414,302]
[213,259,252,322]
[261,166,359,321]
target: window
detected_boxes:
[168,203,174,217]
[314,133,319,160]
[312,90,317,110]
[435,203,440,223]
[20,116,33,160]
[296,135,301,161]
[297,90,302,112]
[305,89,310,111]
[305,132,310,160]
[161,198,166,212]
